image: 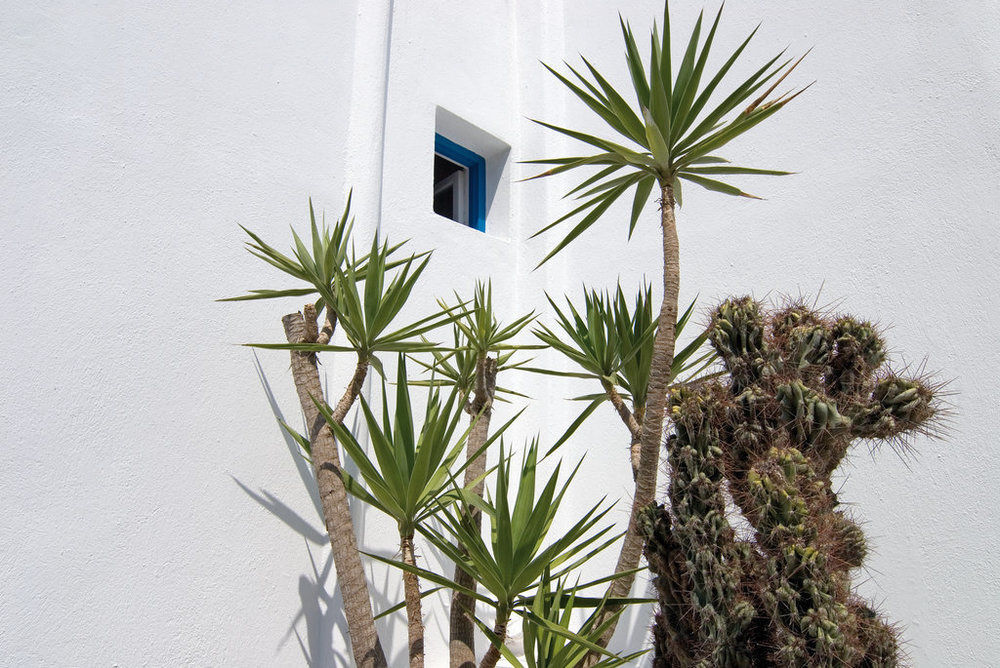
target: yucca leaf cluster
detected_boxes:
[410,281,537,404]
[641,297,940,667]
[222,196,464,373]
[490,568,649,668]
[320,356,493,535]
[530,285,714,455]
[367,440,638,664]
[529,3,807,266]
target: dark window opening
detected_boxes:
[433,154,468,224]
[433,134,486,231]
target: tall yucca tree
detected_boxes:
[224,196,462,668]
[317,356,514,668]
[411,282,538,667]
[528,1,808,652]
[419,282,540,668]
[367,441,624,668]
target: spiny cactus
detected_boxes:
[642,297,940,667]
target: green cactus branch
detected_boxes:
[643,296,941,667]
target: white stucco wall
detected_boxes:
[2,1,998,666]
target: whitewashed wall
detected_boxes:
[2,1,998,666]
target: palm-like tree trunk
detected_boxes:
[591,183,679,655]
[400,532,425,668]
[450,355,498,668]
[282,310,387,668]
[600,379,642,479]
[479,608,510,668]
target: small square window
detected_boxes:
[433,133,486,231]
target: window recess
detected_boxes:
[433,133,486,231]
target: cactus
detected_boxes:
[643,297,939,667]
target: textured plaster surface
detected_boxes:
[2,1,998,665]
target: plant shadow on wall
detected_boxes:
[232,357,346,666]
[230,355,377,667]
[220,2,945,667]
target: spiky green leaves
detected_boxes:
[450,281,538,359]
[220,192,412,308]
[528,286,715,455]
[410,281,538,400]
[532,286,712,409]
[327,236,458,358]
[320,356,514,535]
[366,441,620,636]
[220,194,355,306]
[528,2,808,265]
[495,569,649,668]
[244,232,465,371]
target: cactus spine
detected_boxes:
[642,297,938,667]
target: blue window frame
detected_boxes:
[433,133,486,231]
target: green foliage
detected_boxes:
[410,280,538,400]
[241,228,466,374]
[530,285,715,448]
[534,287,711,401]
[219,192,409,307]
[319,355,508,535]
[527,2,807,265]
[322,236,455,358]
[225,4,936,666]
[228,195,656,662]
[449,281,538,359]
[483,569,649,668]
[365,440,623,653]
[642,297,939,666]
[219,195,353,305]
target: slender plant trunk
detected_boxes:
[400,532,424,668]
[282,310,387,668]
[629,432,642,480]
[600,379,642,480]
[589,183,680,657]
[450,355,498,668]
[479,609,510,668]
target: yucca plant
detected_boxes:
[410,324,530,404]
[224,196,467,668]
[223,196,351,307]
[486,569,648,668]
[411,282,536,404]
[412,281,541,667]
[528,1,807,651]
[258,233,460,355]
[530,285,715,652]
[223,192,412,333]
[308,355,511,668]
[532,287,713,473]
[246,232,467,410]
[367,440,626,668]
